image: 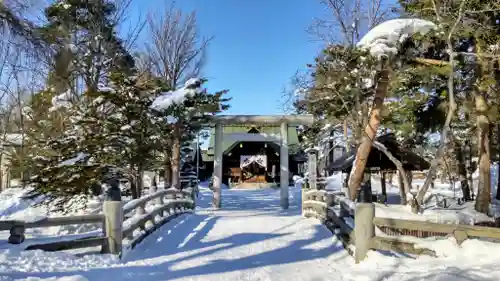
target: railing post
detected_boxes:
[103,178,123,255]
[354,202,375,263]
[8,223,25,244]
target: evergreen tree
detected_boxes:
[40,0,134,93]
[400,0,500,213]
[151,78,230,189]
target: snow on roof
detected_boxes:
[150,78,203,111]
[357,18,436,58]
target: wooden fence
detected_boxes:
[302,188,500,263]
[0,188,194,255]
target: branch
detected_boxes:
[372,140,412,201]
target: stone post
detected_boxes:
[307,147,319,189]
[280,122,289,209]
[103,178,123,255]
[354,202,375,263]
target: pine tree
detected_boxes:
[20,88,113,207]
[151,78,230,189]
[88,72,164,198]
[400,0,500,213]
[17,0,144,205]
[40,0,134,93]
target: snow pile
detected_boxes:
[357,18,437,58]
[0,188,45,221]
[150,78,203,111]
[0,187,104,238]
[416,236,500,258]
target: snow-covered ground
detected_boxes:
[0,188,104,245]
[325,171,500,224]
[1,183,500,281]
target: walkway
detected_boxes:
[116,185,350,280]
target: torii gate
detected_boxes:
[208,115,314,209]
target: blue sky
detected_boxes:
[127,0,326,115]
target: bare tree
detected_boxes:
[145,3,211,89]
[308,0,397,46]
[144,2,211,188]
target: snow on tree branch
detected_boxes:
[357,18,437,58]
[49,89,72,112]
[150,78,203,110]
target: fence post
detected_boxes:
[307,147,318,190]
[103,178,123,255]
[354,202,375,263]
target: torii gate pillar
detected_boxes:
[280,121,289,209]
[212,121,223,209]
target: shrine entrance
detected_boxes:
[225,141,280,185]
[208,115,314,210]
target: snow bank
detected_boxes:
[0,248,118,275]
[357,18,436,58]
[324,172,496,224]
[0,187,104,237]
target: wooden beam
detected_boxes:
[370,236,435,256]
[25,237,107,252]
[207,115,314,126]
[413,57,450,67]
[373,217,500,240]
[0,214,105,231]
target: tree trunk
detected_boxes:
[171,124,181,190]
[466,140,475,199]
[455,139,472,201]
[475,94,491,214]
[130,176,138,199]
[343,167,351,196]
[405,170,413,188]
[0,154,3,192]
[398,171,408,205]
[348,67,391,200]
[343,119,349,152]
[413,39,462,204]
[381,172,387,204]
[137,169,144,197]
[497,123,500,200]
[164,149,172,188]
[372,141,411,206]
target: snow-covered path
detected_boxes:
[117,186,347,281]
[2,184,500,281]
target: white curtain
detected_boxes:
[240,155,267,169]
